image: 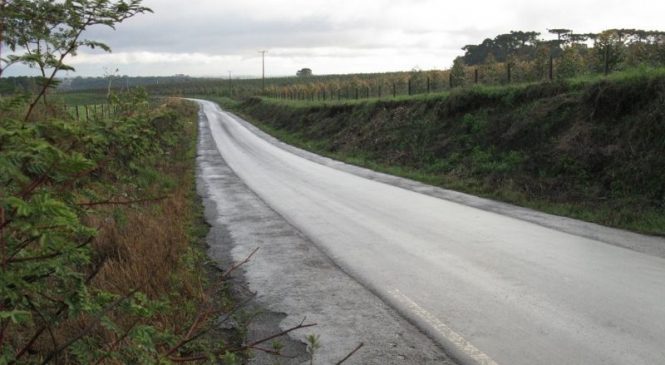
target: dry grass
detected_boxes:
[92,188,201,299]
[89,99,210,345]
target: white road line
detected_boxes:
[389,289,499,365]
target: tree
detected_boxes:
[594,29,625,74]
[557,44,588,79]
[566,33,590,45]
[463,31,541,65]
[0,1,157,363]
[463,38,499,65]
[548,28,572,41]
[296,68,313,77]
[450,56,467,87]
[511,31,540,47]
[1,0,151,119]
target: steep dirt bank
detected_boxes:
[213,74,665,235]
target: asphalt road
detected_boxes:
[197,102,453,364]
[196,99,665,365]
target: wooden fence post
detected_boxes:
[392,82,396,98]
[549,56,553,81]
[427,77,431,93]
[474,68,479,84]
[507,63,512,83]
[408,78,412,96]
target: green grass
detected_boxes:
[55,91,109,105]
[567,65,665,86]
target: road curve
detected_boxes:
[196,99,665,365]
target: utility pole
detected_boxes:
[258,50,267,93]
[228,70,232,96]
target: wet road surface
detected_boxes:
[196,99,665,365]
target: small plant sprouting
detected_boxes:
[221,351,239,365]
[271,339,284,354]
[306,334,321,365]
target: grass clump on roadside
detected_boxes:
[203,69,665,236]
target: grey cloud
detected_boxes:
[83,6,471,57]
[84,14,355,53]
[10,0,662,77]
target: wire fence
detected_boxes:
[61,103,121,121]
[265,60,561,101]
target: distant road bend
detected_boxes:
[195,99,665,365]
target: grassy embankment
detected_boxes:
[203,67,665,236]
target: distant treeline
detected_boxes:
[60,74,193,91]
[462,28,665,66]
[0,75,193,95]
[460,28,665,73]
[0,76,40,94]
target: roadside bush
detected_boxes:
[0,91,215,363]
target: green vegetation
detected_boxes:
[58,92,110,106]
[1,85,238,362]
[0,1,317,363]
[206,69,665,236]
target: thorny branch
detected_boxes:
[335,342,365,365]
[168,318,317,363]
[77,195,168,207]
[222,247,260,278]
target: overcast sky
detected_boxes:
[5,0,665,78]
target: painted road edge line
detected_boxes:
[389,289,499,365]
